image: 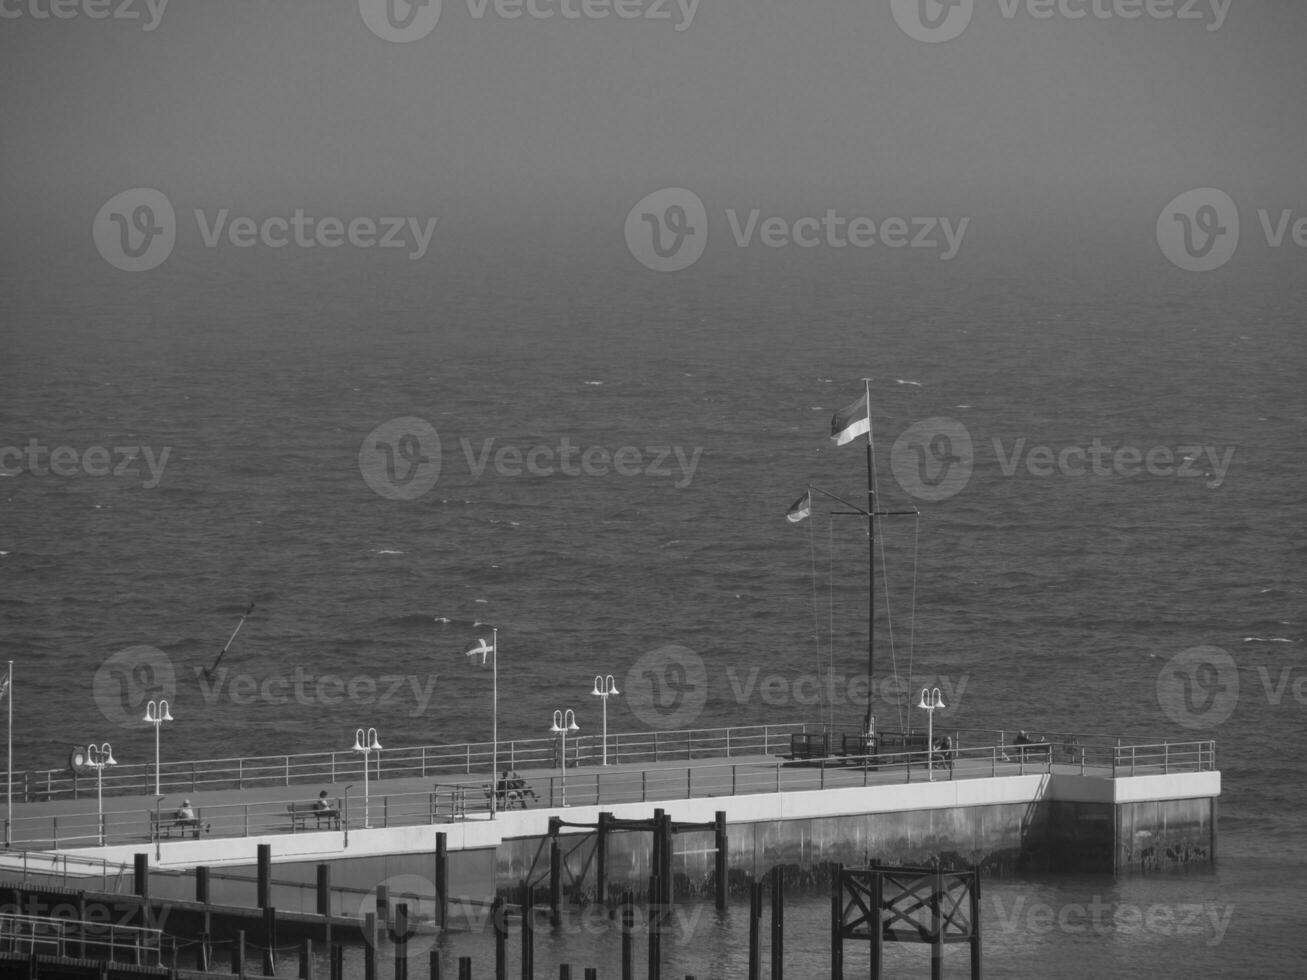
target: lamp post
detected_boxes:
[142,699,173,797]
[86,742,117,845]
[918,688,945,782]
[352,728,382,828]
[550,710,579,807]
[590,675,620,766]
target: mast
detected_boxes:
[864,377,875,738]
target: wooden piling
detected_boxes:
[770,867,784,980]
[364,913,377,980]
[620,891,634,980]
[521,884,535,980]
[262,905,277,976]
[494,896,507,980]
[256,843,271,910]
[233,930,246,979]
[714,811,728,911]
[196,865,210,904]
[830,864,842,980]
[317,863,331,916]
[596,812,609,904]
[330,943,344,980]
[395,902,409,980]
[747,881,761,980]
[458,956,472,980]
[299,938,313,980]
[435,832,448,929]
[550,837,563,928]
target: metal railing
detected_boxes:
[0,911,162,965]
[0,737,1216,851]
[1,722,809,804]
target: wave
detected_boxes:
[1243,637,1293,644]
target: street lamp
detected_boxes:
[550,710,579,806]
[142,699,173,797]
[352,728,382,828]
[86,742,117,845]
[917,688,945,782]
[590,675,620,766]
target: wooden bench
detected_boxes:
[288,801,340,831]
[149,809,204,840]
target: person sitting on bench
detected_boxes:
[507,770,537,802]
[174,800,205,837]
[313,790,338,820]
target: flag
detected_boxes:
[831,393,870,446]
[785,491,811,523]
[463,637,494,665]
[0,667,9,702]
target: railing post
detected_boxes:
[764,726,769,756]
[1164,742,1169,774]
[239,757,244,790]
[285,756,291,787]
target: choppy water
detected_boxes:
[2,253,1304,977]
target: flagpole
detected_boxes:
[863,379,875,741]
[6,660,12,847]
[491,627,498,819]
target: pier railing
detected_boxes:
[0,911,162,966]
[1,737,1215,851]
[1,722,810,805]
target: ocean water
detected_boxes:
[1,247,1304,977]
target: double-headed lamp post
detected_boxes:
[550,709,579,806]
[590,675,620,766]
[86,742,117,845]
[352,728,382,828]
[142,699,173,797]
[918,688,945,782]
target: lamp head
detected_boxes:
[591,676,604,697]
[368,730,383,751]
[160,700,173,722]
[352,729,366,752]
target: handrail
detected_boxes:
[1,722,809,804]
[0,911,162,965]
[0,737,1216,851]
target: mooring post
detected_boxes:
[458,956,472,980]
[430,948,441,980]
[395,902,409,980]
[299,938,313,980]
[133,852,149,927]
[659,811,673,908]
[196,865,210,904]
[317,863,331,917]
[521,884,535,980]
[257,843,272,910]
[747,881,761,980]
[263,905,277,976]
[435,832,448,928]
[770,866,784,980]
[233,930,246,979]
[550,833,564,927]
[647,874,661,980]
[331,943,344,980]
[596,812,609,904]
[714,811,728,911]
[560,966,571,980]
[931,870,943,980]
[198,933,210,973]
[830,864,842,980]
[494,895,508,980]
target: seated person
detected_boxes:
[933,735,953,768]
[313,790,338,820]
[507,770,537,802]
[174,800,204,836]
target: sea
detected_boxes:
[1,241,1303,978]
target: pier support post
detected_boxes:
[196,865,209,904]
[521,884,535,980]
[317,863,331,916]
[395,902,409,980]
[747,881,761,980]
[458,957,472,980]
[595,812,609,904]
[377,884,390,936]
[133,853,150,929]
[263,905,277,976]
[493,896,507,980]
[770,866,784,980]
[435,832,448,928]
[256,843,272,910]
[829,865,842,980]
[364,913,377,980]
[714,812,727,911]
[647,875,661,980]
[550,835,563,928]
[969,870,982,980]
[870,870,882,980]
[430,948,441,980]
[619,891,634,980]
[299,938,313,980]
[330,943,344,980]
[233,930,246,979]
